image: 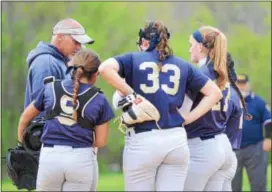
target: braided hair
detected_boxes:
[227,52,252,120]
[70,49,101,121]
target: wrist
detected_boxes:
[18,141,23,146]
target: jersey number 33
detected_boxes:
[139,62,180,95]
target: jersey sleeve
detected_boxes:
[114,52,133,78]
[32,86,46,111]
[95,96,115,125]
[186,64,209,93]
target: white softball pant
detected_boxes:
[203,134,237,191]
[36,145,97,191]
[123,127,189,191]
[184,133,226,191]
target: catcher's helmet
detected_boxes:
[22,120,44,155]
[137,21,170,51]
[6,148,39,190]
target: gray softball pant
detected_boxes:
[184,133,227,191]
[203,134,237,191]
[36,145,97,191]
[123,127,189,191]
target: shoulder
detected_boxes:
[114,51,135,59]
[30,54,61,70]
[253,94,266,104]
[166,56,194,72]
[170,55,190,65]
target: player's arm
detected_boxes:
[94,122,109,147]
[183,65,222,125]
[99,54,134,96]
[185,80,222,124]
[18,103,41,143]
[18,87,45,142]
[93,96,115,147]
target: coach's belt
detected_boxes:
[43,143,83,148]
[199,135,215,141]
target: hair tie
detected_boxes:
[73,64,85,71]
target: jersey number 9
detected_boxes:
[139,62,180,95]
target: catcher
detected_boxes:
[99,20,222,191]
[15,49,114,191]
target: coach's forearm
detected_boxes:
[186,93,222,125]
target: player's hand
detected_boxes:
[179,113,191,125]
[15,141,24,150]
[263,138,271,152]
[117,92,137,110]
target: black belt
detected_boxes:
[43,143,83,148]
[133,125,183,135]
[199,135,215,141]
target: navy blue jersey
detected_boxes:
[33,78,115,147]
[225,86,243,150]
[241,93,271,147]
[114,50,209,132]
[185,62,242,142]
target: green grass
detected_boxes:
[1,166,271,191]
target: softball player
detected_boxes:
[99,20,222,191]
[180,26,240,191]
[220,52,252,191]
[17,49,114,191]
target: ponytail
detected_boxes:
[199,26,228,90]
[141,20,173,69]
[154,21,173,63]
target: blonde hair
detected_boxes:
[199,26,228,90]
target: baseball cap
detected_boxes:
[52,18,94,44]
[237,74,249,84]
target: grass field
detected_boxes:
[1,165,271,191]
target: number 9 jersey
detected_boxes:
[114,49,209,133]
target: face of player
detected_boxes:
[138,38,150,51]
[189,35,203,64]
[236,82,251,97]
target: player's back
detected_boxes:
[185,62,238,138]
[115,50,208,133]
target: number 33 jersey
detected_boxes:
[113,50,209,132]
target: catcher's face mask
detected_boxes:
[136,22,170,52]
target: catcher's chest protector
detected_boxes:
[6,148,39,191]
[45,81,100,129]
